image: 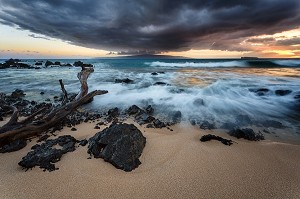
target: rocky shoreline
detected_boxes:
[0,86,288,172]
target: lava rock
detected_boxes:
[0,139,27,153]
[249,88,270,96]
[88,123,146,172]
[228,128,265,141]
[193,98,204,106]
[115,78,134,84]
[200,134,233,146]
[153,119,166,128]
[127,105,142,115]
[135,112,155,125]
[79,139,88,146]
[108,107,119,118]
[18,135,78,171]
[145,105,154,115]
[154,82,168,86]
[200,121,215,130]
[260,120,285,129]
[275,90,292,96]
[170,111,182,124]
[11,89,26,98]
[45,60,54,67]
[94,125,100,129]
[151,72,158,75]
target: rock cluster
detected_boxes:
[18,135,79,171]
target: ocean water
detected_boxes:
[1,58,300,143]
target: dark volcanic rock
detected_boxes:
[249,88,270,96]
[275,90,292,96]
[200,134,233,146]
[153,119,166,128]
[115,78,134,84]
[108,107,119,118]
[73,61,93,67]
[228,128,265,141]
[79,139,88,146]
[127,105,142,115]
[45,60,54,67]
[73,61,84,66]
[170,110,182,124]
[154,82,168,86]
[193,98,204,106]
[151,72,158,75]
[11,89,26,98]
[54,61,61,66]
[145,105,154,115]
[200,121,215,130]
[135,112,155,125]
[18,135,78,171]
[260,120,285,129]
[88,123,146,172]
[0,139,27,153]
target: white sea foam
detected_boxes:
[145,61,246,68]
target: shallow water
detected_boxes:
[1,58,300,143]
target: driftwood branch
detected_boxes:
[75,66,94,100]
[0,66,108,147]
[59,79,68,105]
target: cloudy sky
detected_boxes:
[0,0,300,58]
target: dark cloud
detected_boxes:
[276,37,300,46]
[28,34,50,40]
[0,0,300,53]
[246,37,276,43]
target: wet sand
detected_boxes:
[0,120,300,199]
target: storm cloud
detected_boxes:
[0,0,300,53]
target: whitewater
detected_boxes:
[0,58,300,143]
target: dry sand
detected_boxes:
[0,120,300,199]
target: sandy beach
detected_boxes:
[1,119,299,199]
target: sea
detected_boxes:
[1,58,300,143]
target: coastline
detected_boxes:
[1,119,299,199]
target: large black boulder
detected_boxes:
[228,128,264,141]
[18,135,78,171]
[88,123,146,172]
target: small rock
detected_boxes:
[228,128,264,141]
[200,134,233,146]
[153,119,166,128]
[275,90,292,96]
[71,127,77,131]
[79,139,88,146]
[94,125,100,129]
[115,78,134,84]
[200,121,215,130]
[193,98,204,106]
